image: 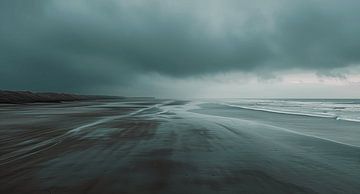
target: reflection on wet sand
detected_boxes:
[0,99,359,193]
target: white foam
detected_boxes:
[219,99,360,123]
[222,103,336,118]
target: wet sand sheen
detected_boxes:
[0,99,359,193]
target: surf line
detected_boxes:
[221,103,360,123]
[187,107,360,149]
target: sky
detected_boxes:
[1,0,360,98]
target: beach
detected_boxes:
[0,98,359,194]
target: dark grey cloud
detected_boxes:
[1,0,360,93]
[274,0,360,69]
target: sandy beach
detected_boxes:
[0,98,359,194]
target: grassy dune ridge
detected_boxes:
[0,90,121,104]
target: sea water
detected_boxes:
[221,99,360,123]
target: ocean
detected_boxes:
[218,98,360,122]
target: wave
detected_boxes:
[337,117,360,123]
[220,103,360,123]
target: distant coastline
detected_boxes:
[0,90,122,104]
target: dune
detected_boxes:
[0,90,121,104]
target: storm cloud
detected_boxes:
[1,0,360,94]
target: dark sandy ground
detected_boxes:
[0,99,359,194]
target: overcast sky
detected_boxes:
[1,0,360,98]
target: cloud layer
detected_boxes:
[1,0,360,94]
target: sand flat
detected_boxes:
[0,99,359,194]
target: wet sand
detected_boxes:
[0,99,359,194]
